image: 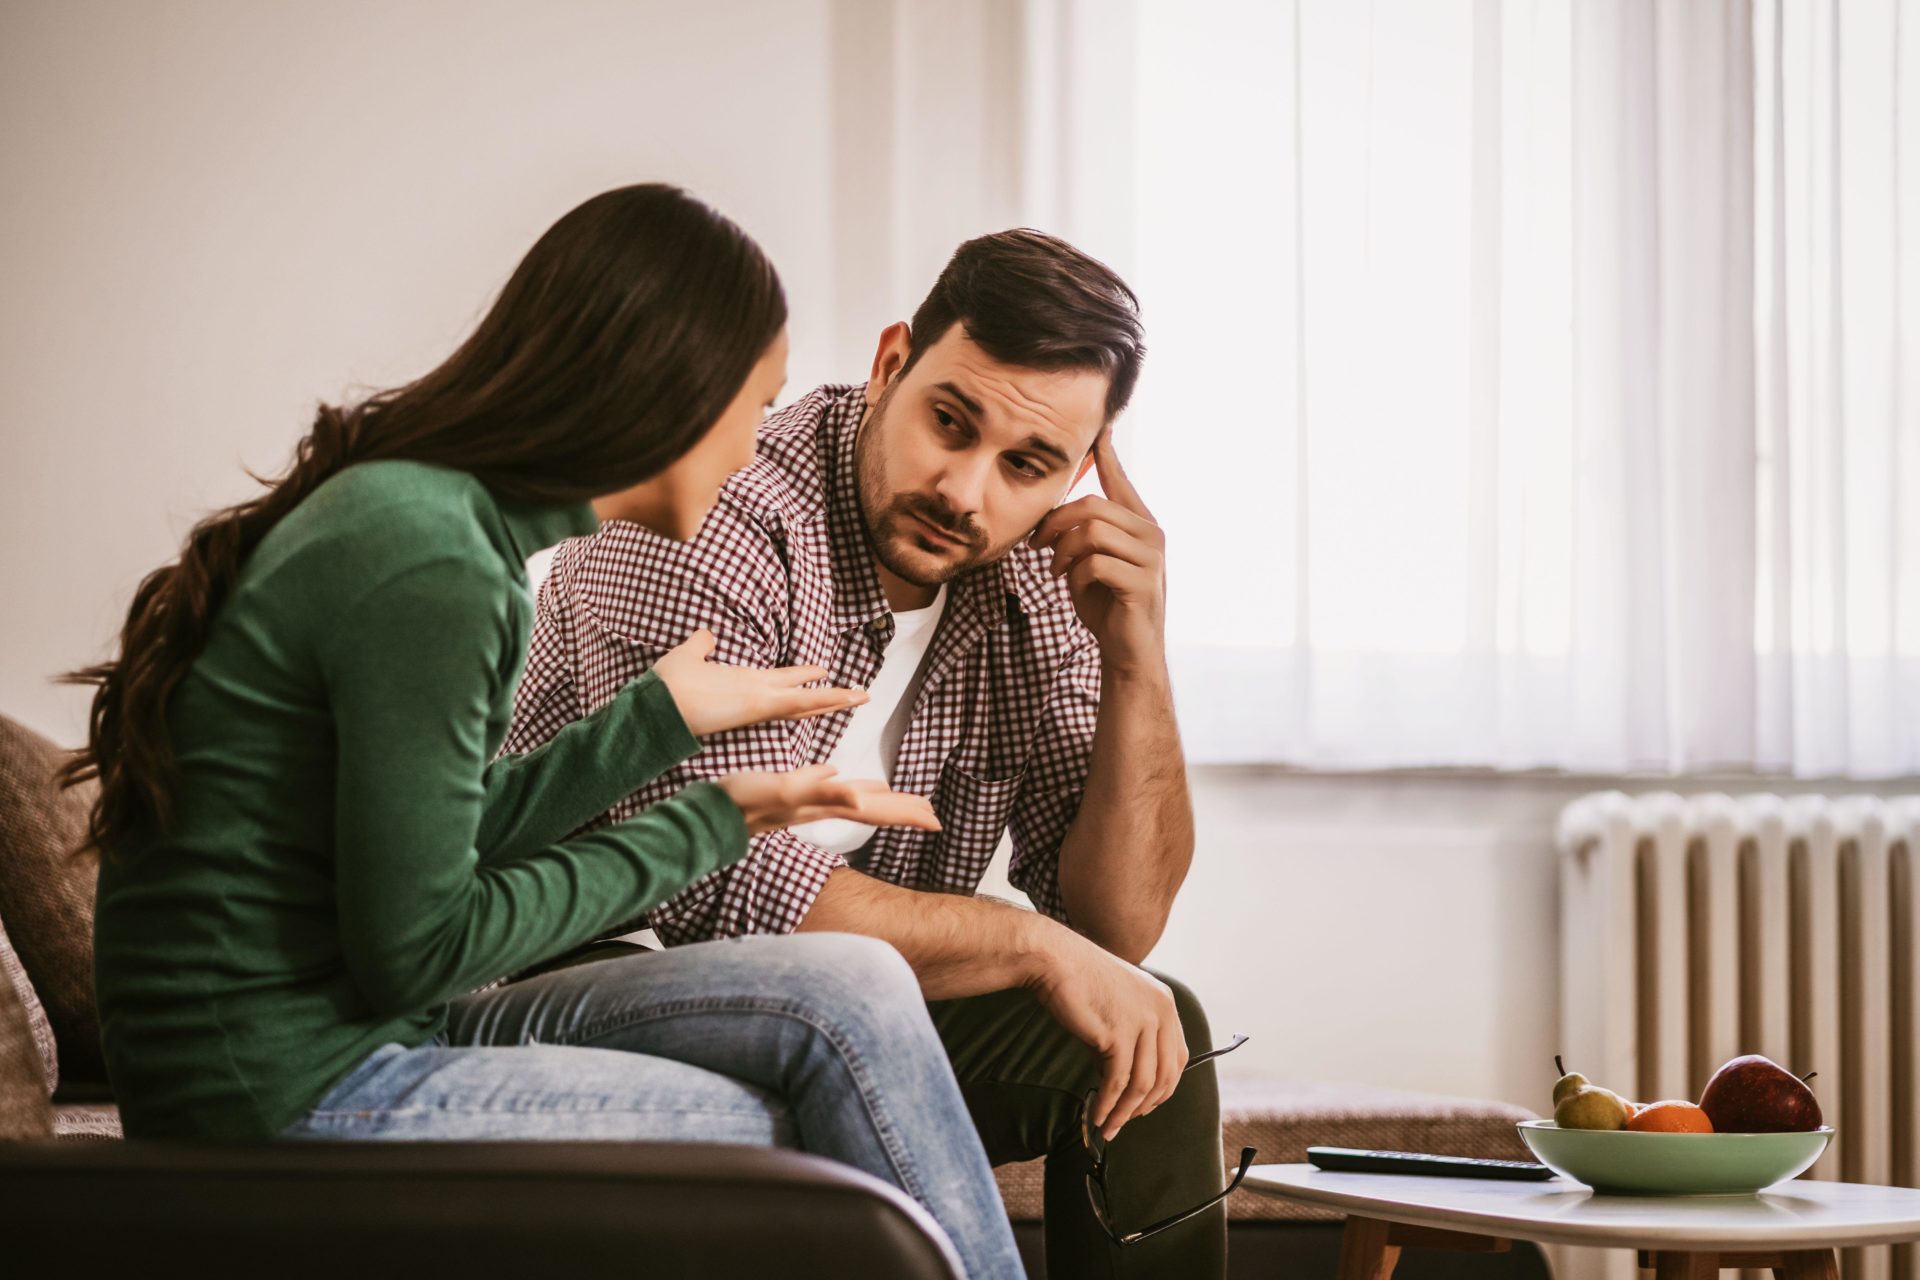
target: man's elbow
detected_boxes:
[1072,908,1168,967]
[1103,931,1162,967]
[1059,873,1180,966]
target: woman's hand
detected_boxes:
[654,630,866,737]
[716,765,943,837]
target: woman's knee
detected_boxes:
[787,930,918,997]
[780,932,927,1035]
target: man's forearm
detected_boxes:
[796,866,1062,999]
[1055,660,1195,964]
[799,857,1200,1142]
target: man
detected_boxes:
[505,229,1229,1278]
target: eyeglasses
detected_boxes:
[1080,1032,1257,1247]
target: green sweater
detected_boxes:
[93,460,747,1139]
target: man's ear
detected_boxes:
[1072,428,1105,487]
[865,322,913,403]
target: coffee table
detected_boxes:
[1242,1164,1920,1280]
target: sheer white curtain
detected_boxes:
[1754,0,1920,777]
[1030,0,1918,777]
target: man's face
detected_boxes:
[855,325,1108,588]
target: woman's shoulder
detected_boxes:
[295,461,495,551]
[311,458,488,516]
[256,461,509,598]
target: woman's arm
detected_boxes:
[321,558,748,1015]
[474,668,697,863]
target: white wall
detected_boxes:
[0,0,834,741]
[1,0,1037,745]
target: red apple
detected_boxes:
[1698,1055,1823,1133]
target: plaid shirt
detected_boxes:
[503,383,1102,946]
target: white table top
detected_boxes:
[1243,1165,1920,1250]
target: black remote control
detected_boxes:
[1307,1147,1556,1181]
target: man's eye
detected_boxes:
[933,408,959,432]
[1007,456,1044,479]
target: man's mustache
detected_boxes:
[893,495,984,550]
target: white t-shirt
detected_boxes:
[789,587,949,863]
[525,545,558,597]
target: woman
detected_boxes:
[66,184,1023,1279]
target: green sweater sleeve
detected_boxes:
[476,670,697,862]
[319,558,747,1016]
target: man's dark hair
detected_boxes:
[903,228,1145,421]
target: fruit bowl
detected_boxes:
[1517,1121,1833,1195]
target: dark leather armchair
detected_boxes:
[0,1138,964,1277]
[0,711,962,1279]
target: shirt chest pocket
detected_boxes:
[929,761,1024,877]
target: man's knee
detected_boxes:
[1146,969,1215,1059]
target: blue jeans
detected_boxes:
[281,932,1024,1280]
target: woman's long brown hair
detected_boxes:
[59,183,786,857]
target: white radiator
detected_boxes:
[1557,792,1918,1280]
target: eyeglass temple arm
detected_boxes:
[1115,1146,1258,1247]
[1183,1033,1250,1073]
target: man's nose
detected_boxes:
[932,453,992,520]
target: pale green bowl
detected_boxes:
[1517,1121,1834,1195]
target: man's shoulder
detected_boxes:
[536,389,858,649]
[717,383,858,522]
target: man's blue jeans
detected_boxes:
[281,932,1024,1280]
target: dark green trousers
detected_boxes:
[928,973,1226,1280]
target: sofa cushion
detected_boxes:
[0,929,53,1139]
[0,713,104,1084]
[992,1074,1537,1222]
[52,1102,121,1141]
[0,911,55,1093]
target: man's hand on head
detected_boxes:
[1032,427,1193,961]
[1027,430,1167,680]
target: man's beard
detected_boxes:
[855,381,994,588]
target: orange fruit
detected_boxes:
[1622,1101,1639,1121]
[1627,1100,1714,1133]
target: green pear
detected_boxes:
[1555,1085,1630,1131]
[1551,1055,1590,1106]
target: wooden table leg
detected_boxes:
[1386,1223,1511,1253]
[1336,1216,1403,1280]
[1770,1250,1838,1280]
[1647,1253,1721,1280]
[1637,1249,1839,1280]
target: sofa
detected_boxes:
[0,709,1549,1278]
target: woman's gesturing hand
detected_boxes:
[654,630,866,737]
[716,765,943,837]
